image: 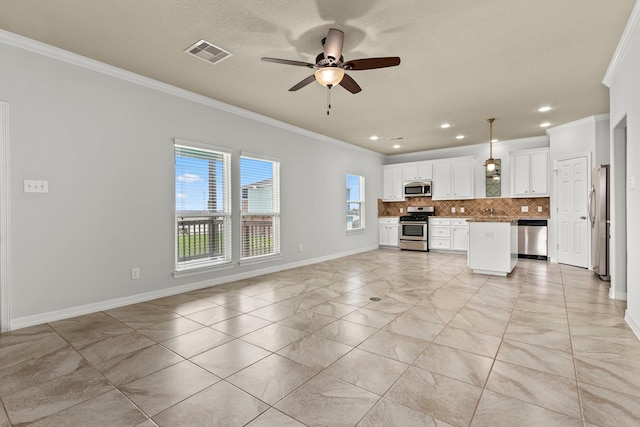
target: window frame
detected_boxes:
[346,173,365,232]
[174,139,232,275]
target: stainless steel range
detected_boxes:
[399,206,435,251]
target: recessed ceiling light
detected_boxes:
[540,122,551,128]
[393,144,401,149]
[491,139,498,143]
[538,106,552,112]
[456,135,464,139]
[370,135,379,141]
[440,123,451,128]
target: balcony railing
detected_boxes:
[177,216,275,263]
[177,216,224,263]
[241,216,274,259]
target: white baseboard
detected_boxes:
[625,310,640,341]
[609,288,627,300]
[10,246,378,330]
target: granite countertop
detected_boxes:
[466,216,519,223]
[378,216,549,221]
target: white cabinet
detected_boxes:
[429,218,468,252]
[379,217,399,247]
[382,165,404,201]
[452,219,469,251]
[432,157,474,200]
[511,149,549,197]
[468,221,518,276]
[403,161,433,182]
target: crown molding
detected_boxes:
[0,29,382,159]
[603,1,640,87]
[545,114,609,133]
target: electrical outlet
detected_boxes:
[460,207,465,213]
[131,268,140,280]
[24,179,49,193]
[298,244,303,252]
[400,208,403,213]
[521,206,529,213]
[538,206,543,212]
[451,207,456,213]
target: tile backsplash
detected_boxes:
[378,197,550,218]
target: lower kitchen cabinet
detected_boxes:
[379,217,399,247]
[429,218,468,252]
[452,221,469,251]
[468,220,518,276]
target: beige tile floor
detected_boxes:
[1,249,639,426]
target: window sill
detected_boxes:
[347,228,366,234]
[239,253,282,267]
[173,261,233,279]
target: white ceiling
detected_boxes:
[0,0,635,155]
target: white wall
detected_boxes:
[0,32,383,329]
[385,136,549,198]
[605,0,640,338]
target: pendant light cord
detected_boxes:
[488,118,495,158]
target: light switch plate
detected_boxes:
[521,206,529,212]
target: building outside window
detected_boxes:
[240,155,280,260]
[347,173,365,231]
[175,142,231,270]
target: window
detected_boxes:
[175,142,231,270]
[347,174,365,231]
[240,155,280,260]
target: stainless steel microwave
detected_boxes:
[403,181,432,197]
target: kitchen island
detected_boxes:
[467,217,518,276]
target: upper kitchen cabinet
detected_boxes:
[432,157,475,200]
[402,161,433,182]
[510,148,549,197]
[382,165,404,201]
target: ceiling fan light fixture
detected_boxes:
[314,67,345,87]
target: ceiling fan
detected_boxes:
[261,28,401,94]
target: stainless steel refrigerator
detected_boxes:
[589,165,610,281]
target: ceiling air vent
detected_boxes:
[184,39,232,65]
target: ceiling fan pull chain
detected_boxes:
[326,85,332,115]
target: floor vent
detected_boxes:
[185,39,232,65]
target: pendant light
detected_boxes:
[485,118,497,172]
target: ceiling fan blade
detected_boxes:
[342,57,401,70]
[289,75,316,91]
[323,28,344,62]
[339,73,362,94]
[261,57,316,68]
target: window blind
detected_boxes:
[175,144,231,269]
[240,156,280,260]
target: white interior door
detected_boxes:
[556,156,589,268]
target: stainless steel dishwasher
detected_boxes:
[517,219,548,260]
